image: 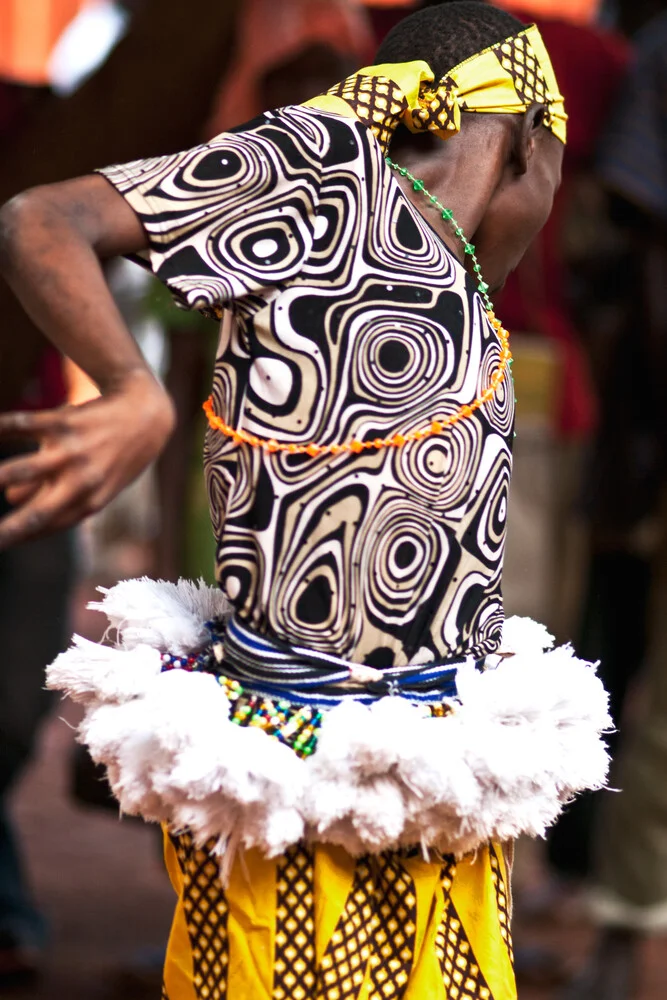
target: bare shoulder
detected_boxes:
[0,174,148,259]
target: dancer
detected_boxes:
[0,4,609,998]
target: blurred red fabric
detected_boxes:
[495,14,630,437]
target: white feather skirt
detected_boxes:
[47,577,612,861]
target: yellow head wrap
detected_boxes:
[306,24,567,151]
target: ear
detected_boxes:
[512,102,547,176]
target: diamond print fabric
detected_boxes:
[489,847,514,966]
[435,861,494,1000]
[488,31,566,136]
[410,76,460,137]
[367,854,417,1000]
[162,837,515,999]
[492,36,548,108]
[318,858,375,1000]
[173,833,230,1000]
[327,74,407,153]
[310,25,566,148]
[274,846,317,1000]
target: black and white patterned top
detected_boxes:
[99,104,514,667]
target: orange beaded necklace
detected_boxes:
[203,160,512,458]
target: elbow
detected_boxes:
[0,186,74,277]
[0,194,24,271]
[0,190,44,274]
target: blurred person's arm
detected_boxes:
[0,174,175,548]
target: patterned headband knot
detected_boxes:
[410,78,460,136]
[306,24,567,152]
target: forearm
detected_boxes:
[0,177,158,395]
[0,176,177,546]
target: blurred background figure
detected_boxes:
[0,25,79,983]
[0,404,75,990]
[560,9,667,999]
[494,0,629,906]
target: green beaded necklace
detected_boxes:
[385,156,492,311]
[385,156,515,425]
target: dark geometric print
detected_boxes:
[367,854,418,1000]
[273,845,317,1000]
[492,35,548,110]
[318,857,376,1000]
[166,839,508,999]
[410,76,460,137]
[435,861,494,1000]
[327,73,407,154]
[172,833,229,1000]
[489,845,514,965]
[100,105,514,670]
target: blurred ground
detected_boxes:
[5,580,174,1000]
[514,900,667,1000]
[9,706,173,1000]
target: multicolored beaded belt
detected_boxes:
[160,615,482,759]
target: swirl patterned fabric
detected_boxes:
[99,105,514,668]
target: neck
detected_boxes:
[388,119,510,260]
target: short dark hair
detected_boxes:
[375,2,526,81]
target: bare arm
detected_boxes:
[0,175,176,547]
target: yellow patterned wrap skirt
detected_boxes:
[162,833,516,1000]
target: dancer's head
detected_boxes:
[318,2,565,287]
